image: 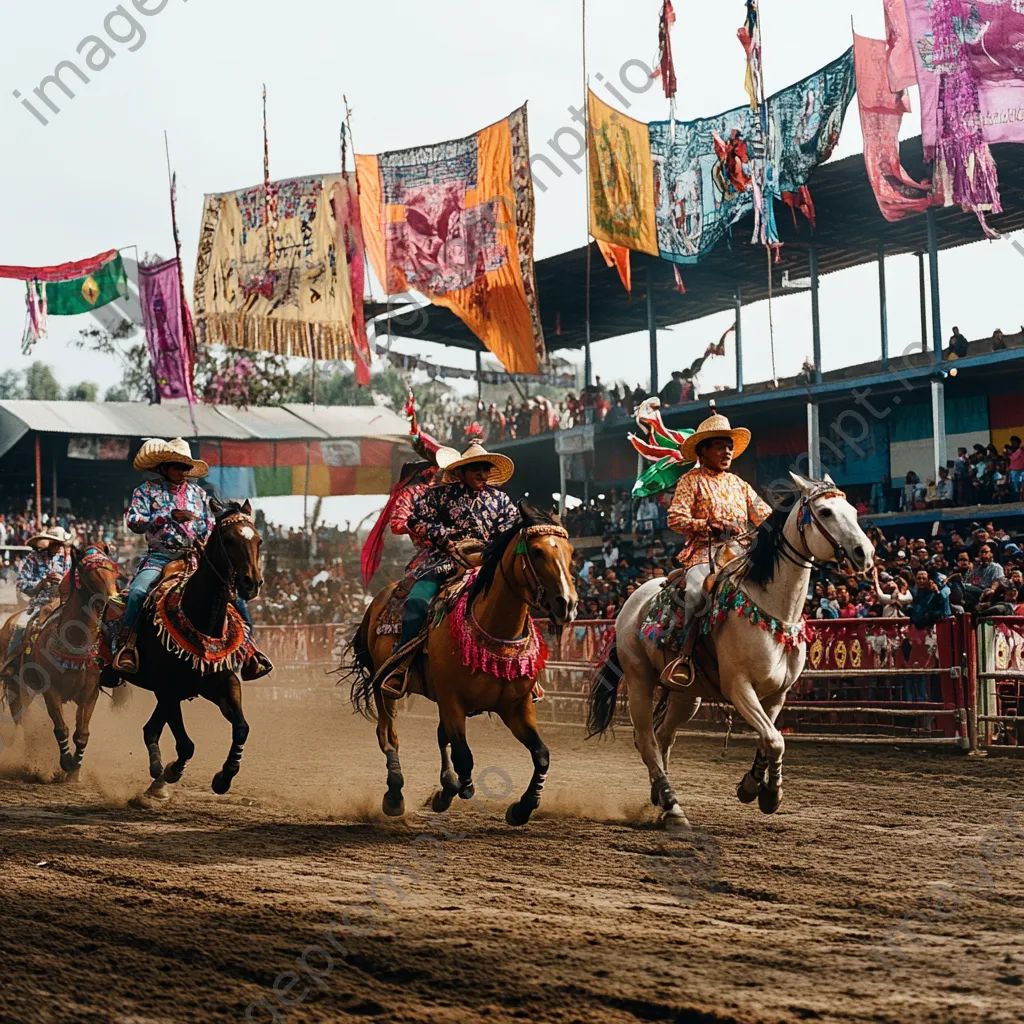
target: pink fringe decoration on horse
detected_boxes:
[449,575,549,681]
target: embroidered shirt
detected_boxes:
[390,483,431,549]
[407,483,518,577]
[17,549,72,611]
[126,478,212,557]
[668,466,771,570]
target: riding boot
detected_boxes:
[241,651,274,681]
[380,653,414,701]
[112,632,140,674]
[660,627,698,692]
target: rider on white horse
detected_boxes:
[662,410,771,688]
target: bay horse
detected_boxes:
[587,473,874,827]
[349,503,578,826]
[1,546,120,774]
[100,499,264,799]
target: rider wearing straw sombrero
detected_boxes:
[4,526,72,662]
[381,441,519,695]
[113,438,272,680]
[663,407,771,687]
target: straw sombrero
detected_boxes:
[27,526,71,549]
[437,442,514,486]
[133,437,209,478]
[679,412,751,463]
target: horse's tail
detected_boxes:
[347,605,378,721]
[587,635,623,738]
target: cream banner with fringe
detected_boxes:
[193,173,356,360]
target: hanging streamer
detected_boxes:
[653,1,678,130]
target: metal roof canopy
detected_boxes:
[382,138,1024,353]
[0,400,412,460]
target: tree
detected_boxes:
[77,324,154,403]
[0,370,24,399]
[65,381,99,402]
[24,362,62,401]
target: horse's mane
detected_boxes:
[740,496,793,586]
[468,502,562,603]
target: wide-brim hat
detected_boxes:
[679,413,751,463]
[28,525,71,548]
[133,437,209,478]
[437,442,514,486]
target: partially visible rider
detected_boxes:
[5,526,72,660]
[404,442,518,645]
[112,437,272,680]
[380,442,517,696]
[662,411,771,687]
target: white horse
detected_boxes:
[587,472,874,828]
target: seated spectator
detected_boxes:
[835,584,857,619]
[947,326,969,358]
[910,569,951,628]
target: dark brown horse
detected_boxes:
[1,546,120,775]
[101,499,264,800]
[349,503,578,826]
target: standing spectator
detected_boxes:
[947,326,969,358]
[1008,436,1024,499]
[910,569,950,628]
[659,371,685,407]
[901,471,924,511]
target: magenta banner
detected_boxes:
[139,258,193,402]
[904,0,1024,160]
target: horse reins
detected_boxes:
[199,511,255,592]
[778,486,861,573]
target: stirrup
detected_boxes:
[241,652,274,681]
[660,654,695,692]
[112,642,139,675]
[380,663,410,701]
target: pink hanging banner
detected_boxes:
[853,33,941,221]
[139,258,194,402]
[883,0,917,94]
[904,0,1024,161]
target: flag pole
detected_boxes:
[582,0,593,390]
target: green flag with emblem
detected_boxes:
[42,252,128,316]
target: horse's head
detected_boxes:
[70,545,120,601]
[788,472,874,573]
[208,498,264,601]
[512,502,579,626]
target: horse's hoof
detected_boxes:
[139,780,171,805]
[458,780,475,800]
[211,772,233,795]
[661,809,692,831]
[59,753,76,774]
[505,801,533,827]
[757,785,782,815]
[736,774,759,804]
[430,789,455,814]
[163,765,184,785]
[382,791,405,817]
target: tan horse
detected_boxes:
[1,547,120,774]
[349,503,578,826]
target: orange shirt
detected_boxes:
[667,466,771,570]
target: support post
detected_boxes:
[918,252,928,355]
[475,349,483,401]
[646,265,658,395]
[584,330,592,389]
[809,248,822,384]
[558,455,568,519]
[878,247,889,372]
[931,377,947,487]
[51,458,57,524]
[735,284,744,393]
[35,434,42,528]
[926,209,942,363]
[807,401,822,479]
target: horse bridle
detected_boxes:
[777,486,857,572]
[200,512,255,592]
[500,524,571,614]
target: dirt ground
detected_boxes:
[1,682,1022,1024]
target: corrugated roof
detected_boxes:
[0,400,249,439]
[282,404,410,439]
[0,400,412,460]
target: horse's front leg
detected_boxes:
[71,687,100,772]
[160,699,196,785]
[142,702,167,781]
[212,674,249,795]
[373,687,404,817]
[41,686,75,775]
[429,721,460,814]
[498,696,549,827]
[727,681,786,814]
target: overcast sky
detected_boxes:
[1,0,1020,400]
